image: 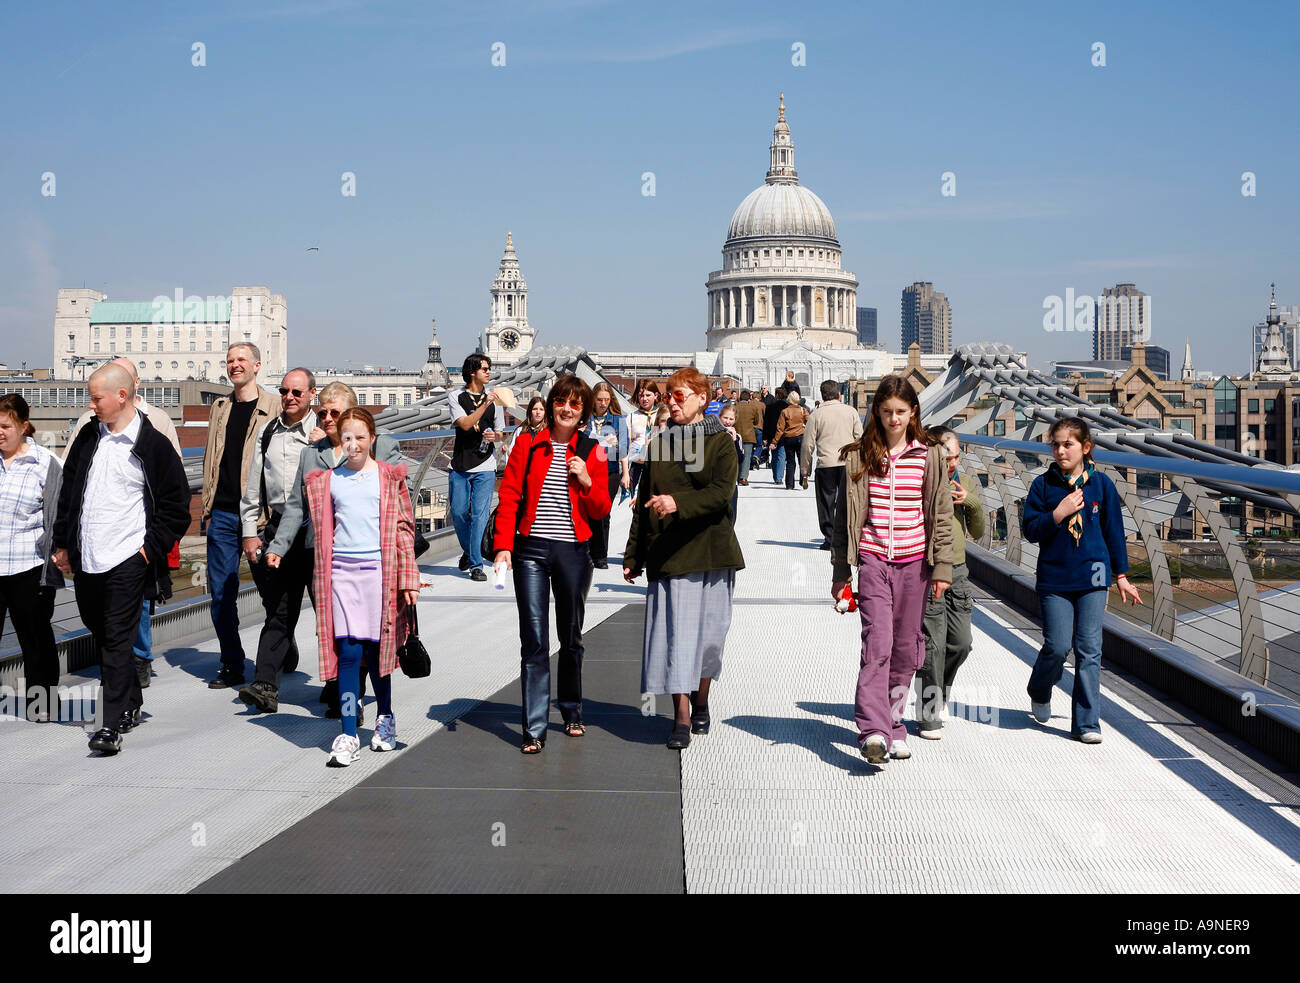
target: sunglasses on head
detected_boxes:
[552,396,584,409]
[279,387,309,397]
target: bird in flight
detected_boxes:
[307,246,319,252]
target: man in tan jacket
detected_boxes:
[801,380,863,549]
[732,391,764,485]
[201,343,279,689]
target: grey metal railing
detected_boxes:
[953,432,1300,699]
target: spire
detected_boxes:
[1256,281,1293,378]
[766,92,798,185]
[1181,335,1194,381]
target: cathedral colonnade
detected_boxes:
[709,285,857,330]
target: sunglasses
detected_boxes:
[667,391,698,404]
[319,409,343,419]
[552,396,584,409]
[279,387,309,397]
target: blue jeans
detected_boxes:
[770,442,785,484]
[133,598,153,661]
[448,469,495,569]
[1028,588,1106,735]
[752,428,764,468]
[206,509,245,671]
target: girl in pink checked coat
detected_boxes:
[298,408,420,767]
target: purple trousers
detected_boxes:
[854,552,929,746]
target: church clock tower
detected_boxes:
[483,231,534,365]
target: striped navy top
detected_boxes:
[529,442,576,542]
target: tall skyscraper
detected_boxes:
[1093,283,1150,360]
[856,306,877,347]
[900,282,951,354]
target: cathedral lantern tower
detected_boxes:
[483,232,534,365]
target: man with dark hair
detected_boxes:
[801,379,862,548]
[763,386,788,484]
[449,353,499,581]
[201,343,279,689]
[236,367,318,713]
[53,364,189,754]
[732,390,763,486]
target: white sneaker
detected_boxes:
[371,713,397,751]
[860,734,889,764]
[1079,731,1103,745]
[327,733,361,767]
[1030,701,1052,724]
[891,739,912,759]
[919,728,943,740]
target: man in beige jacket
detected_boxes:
[801,380,863,549]
[201,343,279,689]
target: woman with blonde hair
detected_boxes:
[625,367,743,749]
[584,381,630,568]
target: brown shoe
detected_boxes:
[738,478,748,486]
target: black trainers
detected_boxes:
[469,567,487,582]
[458,553,471,571]
[238,681,279,713]
[208,668,245,689]
[89,728,122,755]
[133,656,151,689]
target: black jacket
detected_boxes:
[761,396,785,437]
[54,411,191,601]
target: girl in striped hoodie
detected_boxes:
[831,375,953,764]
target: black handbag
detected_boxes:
[397,608,431,678]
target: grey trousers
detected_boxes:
[917,562,974,731]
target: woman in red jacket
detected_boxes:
[494,375,612,753]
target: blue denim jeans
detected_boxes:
[448,469,495,569]
[770,442,785,484]
[133,598,153,661]
[1028,588,1107,735]
[752,428,764,468]
[206,509,246,671]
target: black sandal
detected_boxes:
[521,736,544,754]
[563,720,586,737]
[690,704,710,735]
[667,723,691,750]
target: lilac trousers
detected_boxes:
[854,552,929,746]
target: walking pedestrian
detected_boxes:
[624,367,744,750]
[53,364,190,755]
[732,390,762,486]
[201,343,280,689]
[234,368,318,713]
[830,374,953,764]
[493,375,611,753]
[916,427,985,737]
[763,386,788,483]
[449,354,500,582]
[506,396,547,457]
[801,380,863,548]
[290,408,420,766]
[583,382,629,569]
[0,395,64,722]
[627,382,657,499]
[268,381,402,717]
[718,402,743,519]
[70,356,183,692]
[769,391,810,490]
[1022,416,1140,743]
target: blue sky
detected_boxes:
[2,0,1297,376]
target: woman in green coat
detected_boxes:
[624,367,744,750]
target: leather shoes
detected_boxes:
[117,708,142,732]
[666,723,691,749]
[89,728,122,754]
[208,668,245,689]
[238,681,279,714]
[592,560,609,570]
[458,553,471,571]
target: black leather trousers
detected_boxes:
[513,535,593,740]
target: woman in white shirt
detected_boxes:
[0,395,64,721]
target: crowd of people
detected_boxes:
[0,345,1139,764]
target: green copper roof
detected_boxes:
[90,298,231,324]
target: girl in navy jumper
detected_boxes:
[1021,417,1141,743]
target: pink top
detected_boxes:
[858,438,928,563]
